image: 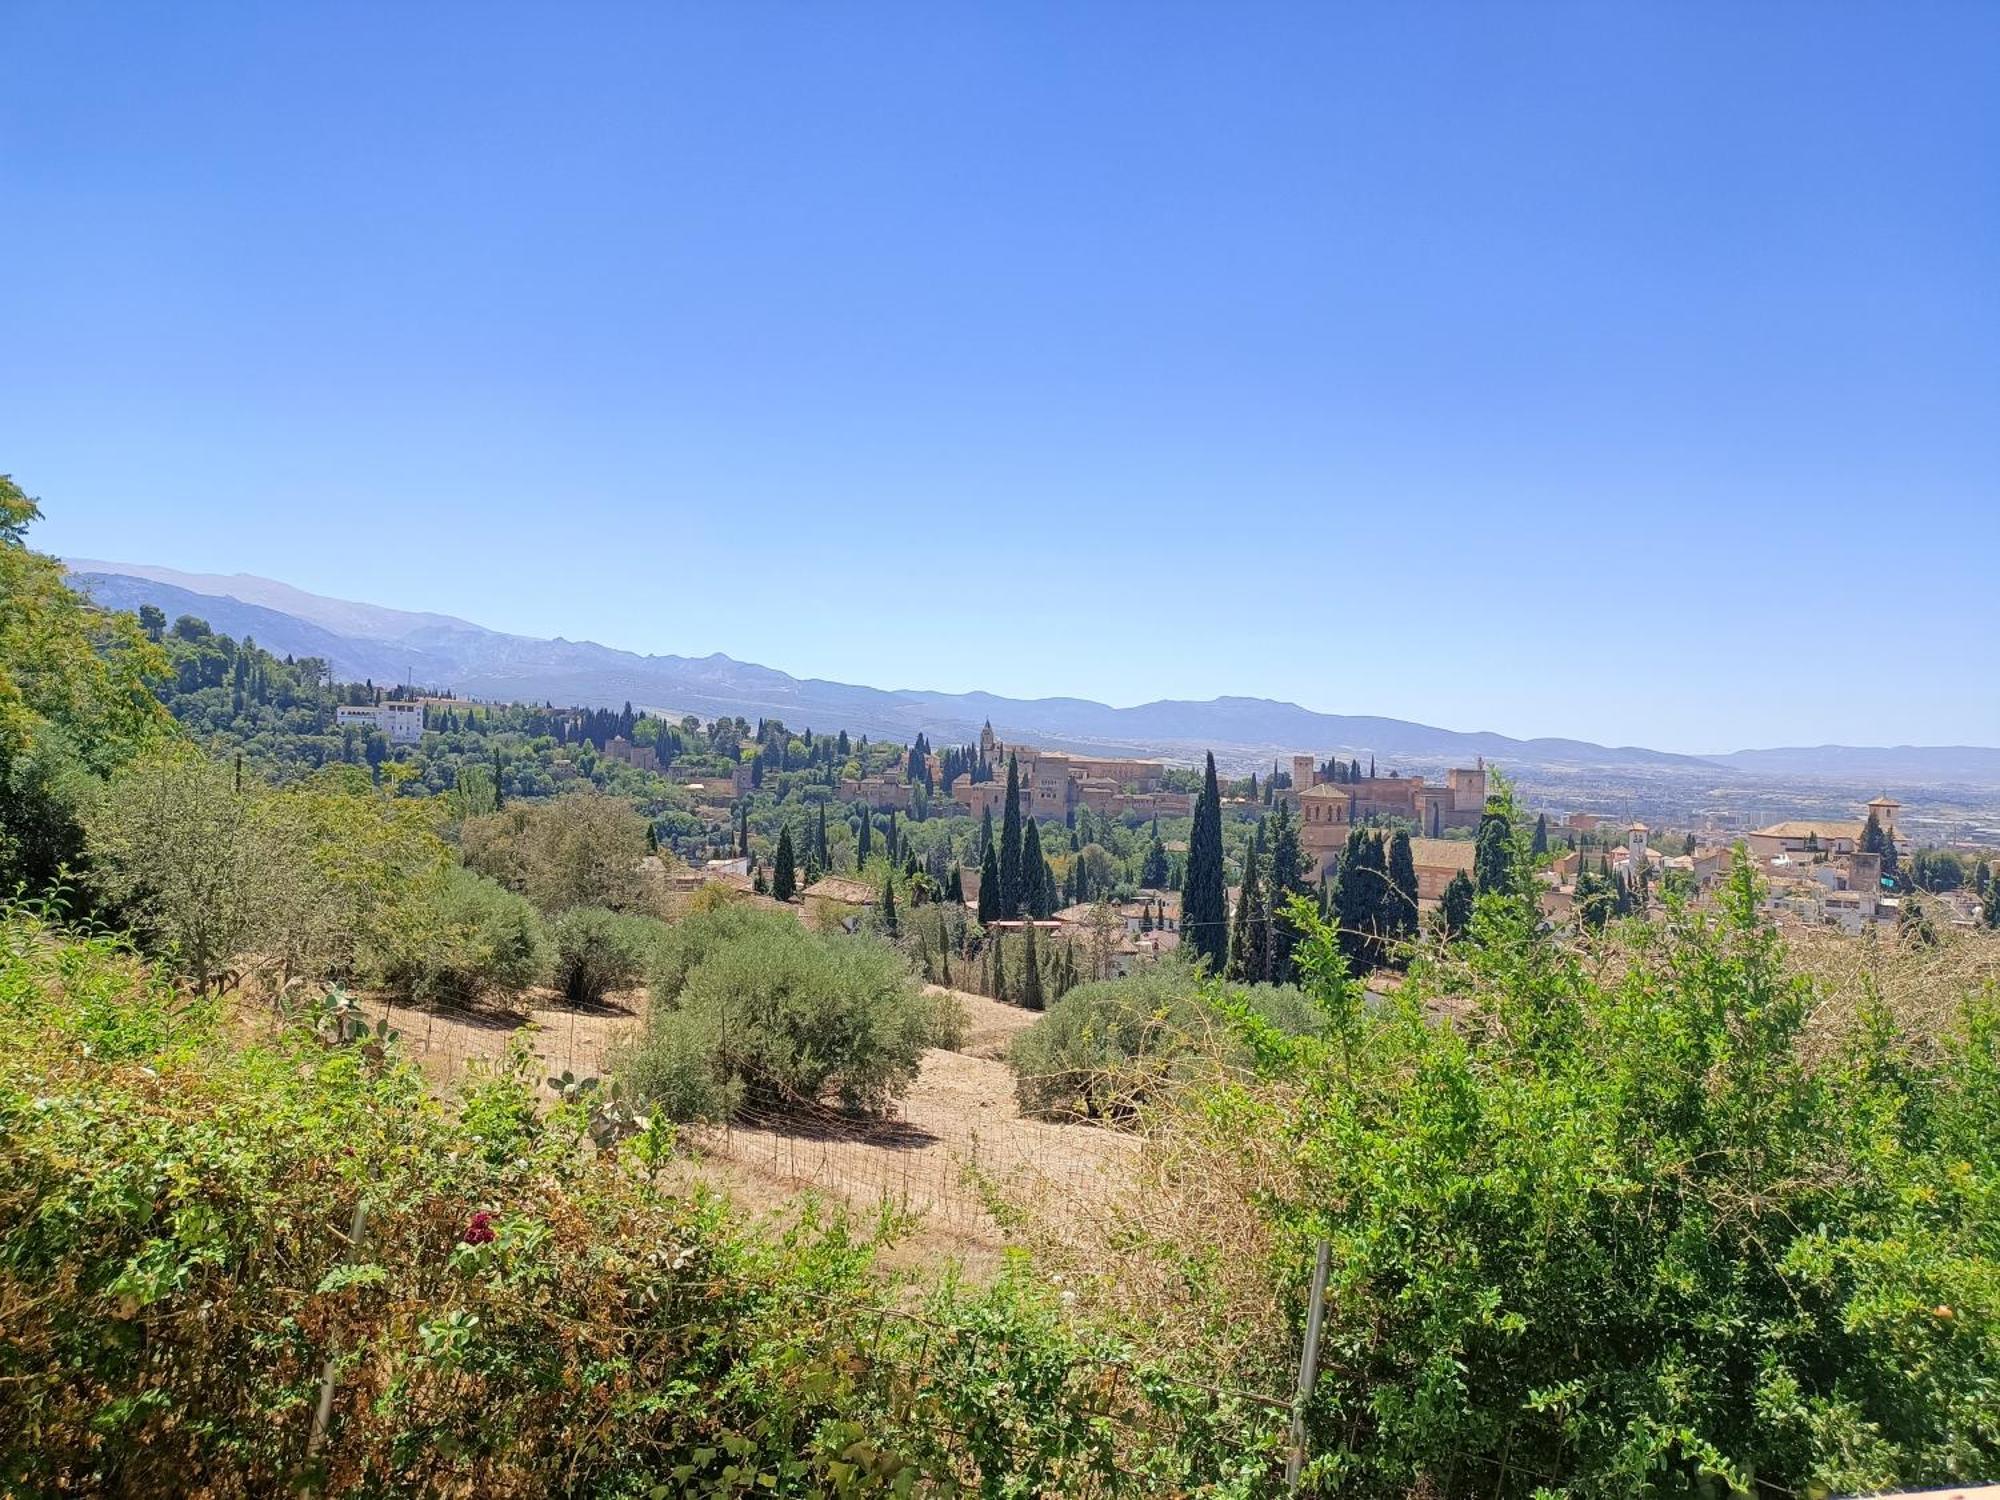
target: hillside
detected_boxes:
[66,561,2000,789]
[58,562,1722,772]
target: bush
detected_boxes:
[1104,858,2000,1498]
[1009,959,1322,1121]
[622,905,959,1119]
[371,866,546,1007]
[546,905,661,1006]
[458,789,651,914]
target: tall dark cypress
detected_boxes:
[1183,752,1227,972]
[856,803,873,868]
[1020,920,1045,1010]
[1022,819,1052,919]
[773,826,797,902]
[999,755,1023,919]
[1475,806,1515,895]
[977,840,1002,925]
[1264,799,1307,982]
[1228,841,1265,982]
[1385,830,1419,949]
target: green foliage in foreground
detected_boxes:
[1215,865,2000,1498]
[0,905,1278,1496]
[1009,959,1323,1121]
[621,904,964,1122]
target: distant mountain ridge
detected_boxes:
[64,561,2000,787]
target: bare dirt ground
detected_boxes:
[359,983,1134,1271]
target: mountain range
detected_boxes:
[65,560,2000,789]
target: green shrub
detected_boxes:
[546,905,661,1006]
[623,905,959,1118]
[1009,959,1321,1120]
[1152,858,2000,1498]
[370,866,546,1007]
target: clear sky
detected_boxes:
[4,3,1995,753]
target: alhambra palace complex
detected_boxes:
[945,724,1492,900]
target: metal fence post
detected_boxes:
[1285,1238,1331,1494]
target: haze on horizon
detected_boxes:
[4,4,1996,753]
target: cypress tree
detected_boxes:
[856,804,873,868]
[1020,920,1045,1010]
[947,863,964,904]
[1141,824,1170,888]
[1264,800,1307,982]
[773,826,797,902]
[1023,819,1051,919]
[991,934,1007,1003]
[1334,828,1388,969]
[880,869,898,935]
[977,804,995,863]
[999,755,1024,918]
[1385,830,1419,950]
[1475,805,1515,896]
[1228,842,1265,982]
[1182,752,1228,972]
[977,840,1002,925]
[1440,868,1476,939]
[1531,814,1549,858]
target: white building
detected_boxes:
[335,701,425,744]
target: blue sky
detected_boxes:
[4,3,1995,752]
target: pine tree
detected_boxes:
[773,826,797,902]
[977,840,1001,925]
[1228,842,1265,982]
[1182,752,1228,972]
[999,755,1024,918]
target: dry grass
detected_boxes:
[1786,925,2000,1063]
[332,981,1135,1273]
